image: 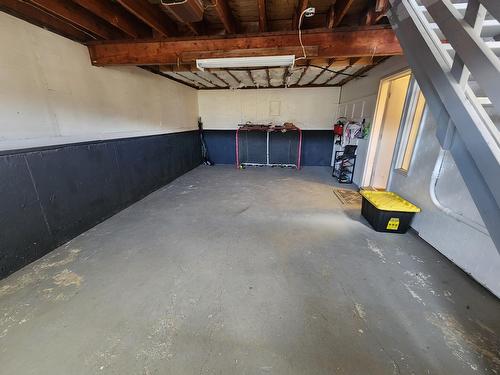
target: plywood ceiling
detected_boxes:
[0,0,397,89]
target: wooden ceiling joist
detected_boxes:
[212,0,237,34]
[158,64,197,72]
[115,0,176,37]
[331,0,355,28]
[324,66,350,85]
[212,72,232,87]
[310,58,335,85]
[166,73,201,89]
[159,4,204,35]
[257,0,267,32]
[197,71,227,87]
[280,68,287,87]
[144,66,200,89]
[0,0,89,41]
[191,72,218,87]
[296,66,309,86]
[176,72,210,88]
[335,56,388,85]
[376,0,390,13]
[71,0,149,39]
[0,0,395,90]
[326,4,335,29]
[87,27,401,66]
[26,0,123,39]
[292,0,309,30]
[225,70,242,86]
[247,70,257,87]
[183,21,204,35]
[363,0,390,25]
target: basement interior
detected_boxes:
[0,0,499,374]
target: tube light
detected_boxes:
[196,55,295,71]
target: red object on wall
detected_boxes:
[334,123,344,136]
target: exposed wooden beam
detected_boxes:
[363,8,376,26]
[310,58,335,84]
[332,0,355,27]
[142,66,200,89]
[184,21,204,35]
[292,0,309,30]
[26,0,123,39]
[296,65,309,86]
[115,0,176,37]
[166,73,202,89]
[363,0,389,25]
[257,0,267,32]
[284,67,292,87]
[176,72,210,88]
[158,64,197,72]
[375,0,389,13]
[87,27,402,66]
[194,72,226,88]
[326,4,335,28]
[280,68,287,87]
[324,66,350,84]
[225,70,242,86]
[247,70,257,87]
[335,56,389,86]
[211,72,232,87]
[159,5,204,35]
[71,0,149,38]
[190,72,218,87]
[212,0,237,34]
[0,0,89,41]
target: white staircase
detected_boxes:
[387,0,500,251]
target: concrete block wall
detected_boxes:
[0,12,201,278]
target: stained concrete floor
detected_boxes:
[0,166,499,375]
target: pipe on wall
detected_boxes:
[429,149,489,235]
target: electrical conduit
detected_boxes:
[430,149,489,235]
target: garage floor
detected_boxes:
[1,166,499,374]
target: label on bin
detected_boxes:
[387,218,400,230]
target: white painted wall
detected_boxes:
[389,110,500,297]
[339,56,499,297]
[338,56,409,185]
[0,12,198,151]
[198,88,340,129]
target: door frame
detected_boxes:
[361,69,412,188]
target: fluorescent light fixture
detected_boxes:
[196,55,295,71]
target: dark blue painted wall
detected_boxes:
[204,130,333,166]
[0,131,201,279]
[204,130,236,164]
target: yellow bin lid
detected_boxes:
[360,191,421,213]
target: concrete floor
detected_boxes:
[0,166,499,375]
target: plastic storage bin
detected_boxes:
[360,191,421,233]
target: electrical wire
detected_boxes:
[293,7,369,79]
[308,64,368,78]
[161,0,189,6]
[161,0,216,9]
[296,9,309,62]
